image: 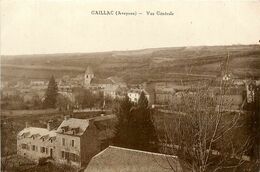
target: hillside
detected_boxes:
[1,45,260,84]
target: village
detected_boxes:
[1,62,260,172]
[2,65,259,111]
[1,1,260,171]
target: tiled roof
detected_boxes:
[85,146,183,172]
[107,76,125,84]
[18,127,56,139]
[91,78,114,85]
[93,115,116,140]
[56,118,89,136]
[91,114,116,122]
[128,89,149,95]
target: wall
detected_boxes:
[55,133,81,167]
[17,135,55,162]
[80,123,100,166]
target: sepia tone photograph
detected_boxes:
[0,0,260,171]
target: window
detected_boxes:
[61,151,65,159]
[70,153,80,162]
[62,138,65,146]
[21,144,27,149]
[65,152,69,160]
[71,140,75,147]
[32,145,36,151]
[40,147,45,153]
[46,148,48,154]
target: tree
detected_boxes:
[249,82,260,170]
[113,95,133,147]
[32,94,42,109]
[155,54,257,172]
[113,92,158,152]
[159,81,254,172]
[43,75,58,108]
[56,94,73,112]
[75,89,96,109]
[130,91,158,152]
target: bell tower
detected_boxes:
[84,66,94,87]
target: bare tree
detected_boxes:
[157,56,255,172]
[157,80,254,172]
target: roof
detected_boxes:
[85,146,183,172]
[91,114,116,122]
[128,89,149,95]
[85,66,94,75]
[18,127,56,139]
[91,78,114,85]
[107,76,125,85]
[56,118,89,136]
[155,87,176,93]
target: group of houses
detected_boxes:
[17,115,184,171]
[2,65,259,110]
[17,115,116,168]
[144,75,259,110]
[83,66,127,99]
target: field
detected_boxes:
[1,45,260,83]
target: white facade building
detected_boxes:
[17,117,99,168]
[127,89,149,104]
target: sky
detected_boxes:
[1,0,260,55]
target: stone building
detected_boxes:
[55,117,99,167]
[127,89,149,104]
[17,122,56,161]
[84,66,94,87]
[83,66,127,99]
[17,117,100,168]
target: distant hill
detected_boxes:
[1,44,260,84]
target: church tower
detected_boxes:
[84,66,94,87]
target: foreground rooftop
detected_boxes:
[85,146,183,172]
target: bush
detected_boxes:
[38,157,49,166]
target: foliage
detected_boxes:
[43,75,58,108]
[1,92,43,110]
[113,95,133,147]
[31,95,42,109]
[56,94,73,112]
[1,94,27,110]
[250,84,260,168]
[130,92,158,152]
[75,89,104,109]
[113,92,158,152]
[159,82,254,172]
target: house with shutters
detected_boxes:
[17,122,56,161]
[17,117,100,168]
[55,117,99,167]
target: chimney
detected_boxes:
[47,121,52,131]
[25,122,28,128]
[64,115,69,121]
[89,118,95,126]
